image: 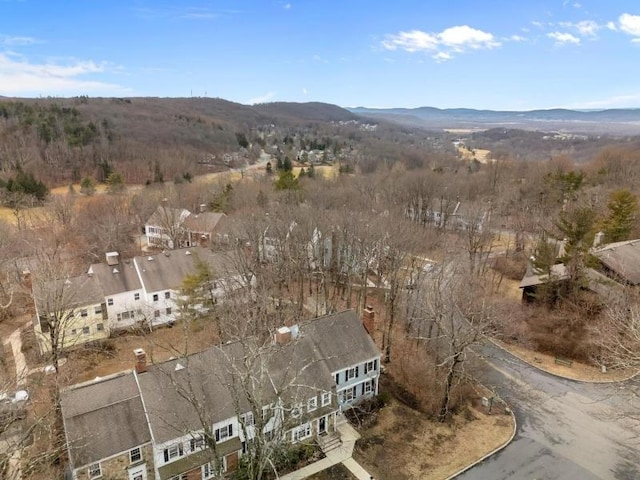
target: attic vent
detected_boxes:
[147,256,154,261]
[64,279,72,285]
[112,268,119,274]
[87,266,94,276]
[175,363,185,371]
[185,250,191,255]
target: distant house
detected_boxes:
[60,310,381,480]
[591,239,640,286]
[32,247,249,354]
[144,205,226,249]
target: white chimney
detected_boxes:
[106,252,120,266]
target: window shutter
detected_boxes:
[374,359,378,371]
[178,443,183,456]
[335,373,339,384]
[215,429,220,442]
[355,366,359,377]
[228,424,233,436]
[164,450,169,463]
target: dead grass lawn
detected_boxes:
[354,387,514,480]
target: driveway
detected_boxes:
[458,344,640,480]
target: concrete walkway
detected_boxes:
[4,327,28,386]
[2,327,27,480]
[279,422,373,480]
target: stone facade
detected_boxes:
[74,444,154,480]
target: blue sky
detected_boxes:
[1,1,640,110]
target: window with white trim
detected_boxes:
[190,435,204,451]
[339,387,356,404]
[165,291,171,299]
[292,423,311,442]
[117,310,135,322]
[129,447,142,463]
[321,391,331,406]
[94,306,102,315]
[364,380,374,394]
[364,359,377,374]
[168,475,187,480]
[215,424,233,442]
[80,309,88,317]
[88,462,101,478]
[107,298,113,306]
[307,396,317,412]
[134,292,140,301]
[163,443,184,463]
[346,367,357,380]
[241,412,255,427]
[82,326,90,335]
[96,323,104,332]
[166,307,172,315]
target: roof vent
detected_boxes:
[185,250,191,255]
[175,363,185,371]
[87,266,94,277]
[113,268,119,274]
[64,278,72,285]
[148,256,154,261]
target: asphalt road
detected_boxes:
[457,344,640,480]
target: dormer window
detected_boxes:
[307,396,317,412]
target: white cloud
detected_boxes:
[1,35,38,46]
[0,53,127,95]
[283,3,291,10]
[606,21,618,31]
[302,87,307,95]
[509,34,526,42]
[382,25,499,60]
[573,20,599,36]
[438,25,500,50]
[547,31,580,45]
[382,30,438,52]
[245,91,276,105]
[619,13,640,38]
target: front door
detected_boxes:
[128,464,147,480]
[319,415,327,434]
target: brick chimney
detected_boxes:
[275,326,292,345]
[134,348,147,374]
[362,305,375,334]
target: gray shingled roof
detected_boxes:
[183,212,225,234]
[296,310,380,374]
[60,372,151,469]
[33,273,104,313]
[146,205,190,228]
[137,342,249,444]
[593,239,640,285]
[90,260,142,296]
[136,310,377,443]
[134,247,237,293]
[61,310,379,460]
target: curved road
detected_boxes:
[458,344,640,480]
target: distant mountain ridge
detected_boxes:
[347,106,640,135]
